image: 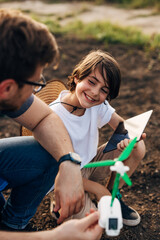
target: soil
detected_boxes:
[1,36,160,239]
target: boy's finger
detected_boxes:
[140,133,146,140]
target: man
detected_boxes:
[0,9,102,239]
[0,211,102,240]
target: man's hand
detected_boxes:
[54,211,102,240]
[54,161,85,224]
[0,211,102,240]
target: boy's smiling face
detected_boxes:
[74,68,109,109]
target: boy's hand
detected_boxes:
[140,133,146,140]
[117,133,146,151]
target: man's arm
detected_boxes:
[15,96,72,159]
[0,211,102,240]
[15,95,84,222]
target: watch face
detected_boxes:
[70,152,82,162]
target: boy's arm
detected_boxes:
[108,112,124,130]
[83,178,111,201]
[108,112,146,151]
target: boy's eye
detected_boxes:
[88,80,95,85]
[101,88,109,94]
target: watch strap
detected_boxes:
[58,154,81,165]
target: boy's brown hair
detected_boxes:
[0,9,59,87]
[67,50,121,100]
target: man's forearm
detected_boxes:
[33,112,74,161]
[0,231,43,240]
[0,230,60,240]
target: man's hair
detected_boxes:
[0,9,59,86]
[67,50,121,100]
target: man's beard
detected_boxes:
[0,100,19,112]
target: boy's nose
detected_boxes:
[91,87,99,97]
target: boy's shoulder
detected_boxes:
[91,101,112,112]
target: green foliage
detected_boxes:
[149,34,160,50]
[33,16,160,51]
[0,0,22,2]
[43,18,62,34]
[45,0,160,10]
[57,20,150,48]
[0,0,159,11]
[103,0,160,10]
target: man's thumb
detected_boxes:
[79,211,99,229]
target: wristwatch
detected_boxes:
[58,152,82,165]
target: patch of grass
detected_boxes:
[39,0,160,11]
[123,0,160,10]
[77,4,90,14]
[149,34,160,50]
[104,0,160,12]
[0,0,22,2]
[41,18,62,34]
[67,21,152,50]
[33,16,160,51]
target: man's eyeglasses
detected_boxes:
[23,75,46,93]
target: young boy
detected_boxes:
[50,50,146,226]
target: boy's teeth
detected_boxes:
[86,94,94,101]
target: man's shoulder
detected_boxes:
[2,95,34,118]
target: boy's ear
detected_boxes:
[74,77,78,84]
[0,79,18,99]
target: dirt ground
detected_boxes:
[1,36,160,239]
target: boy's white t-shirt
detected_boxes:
[50,90,115,168]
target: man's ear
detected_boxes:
[0,79,18,99]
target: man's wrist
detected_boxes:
[59,160,80,169]
[58,152,82,166]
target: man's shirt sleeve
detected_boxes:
[2,94,34,118]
